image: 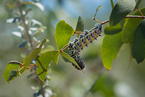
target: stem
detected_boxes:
[16,0,33,48]
[83,67,104,97]
[137,8,144,19]
[125,15,145,19]
[60,44,69,52]
[101,20,109,25]
[94,15,145,25]
[75,31,84,34]
[38,78,45,97]
[26,64,36,69]
[92,17,102,24]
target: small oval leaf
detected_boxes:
[94,5,103,18]
[75,16,84,37]
[109,0,136,26]
[132,19,145,63]
[55,20,74,50]
[18,40,28,48]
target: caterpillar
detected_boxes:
[68,49,85,70]
[68,23,102,70]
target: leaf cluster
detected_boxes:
[102,0,145,70]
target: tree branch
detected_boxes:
[16,0,33,48]
[95,15,145,25]
[38,78,45,97]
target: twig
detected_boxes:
[137,8,144,19]
[83,67,105,97]
[16,0,33,48]
[75,31,84,34]
[38,78,45,97]
[125,15,145,19]
[101,20,109,25]
[92,17,102,24]
[60,44,69,52]
[94,15,145,25]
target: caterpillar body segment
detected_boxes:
[68,23,102,70]
[68,49,85,70]
[90,33,97,39]
[71,56,85,70]
[80,38,88,47]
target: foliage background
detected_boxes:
[0,0,145,97]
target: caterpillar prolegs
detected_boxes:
[68,23,102,70]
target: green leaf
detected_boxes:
[36,50,60,81]
[22,1,44,11]
[94,5,103,18]
[55,20,74,50]
[109,0,136,26]
[75,16,84,37]
[134,0,142,10]
[61,51,81,70]
[132,19,145,63]
[25,9,32,16]
[110,0,114,9]
[122,8,145,43]
[101,32,123,70]
[5,2,16,10]
[33,26,46,37]
[3,61,21,82]
[22,38,48,67]
[104,23,122,35]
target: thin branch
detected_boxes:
[83,67,105,97]
[38,78,45,97]
[16,0,33,48]
[92,17,102,25]
[101,20,109,25]
[60,44,70,52]
[93,15,145,25]
[125,15,145,19]
[137,8,144,19]
[75,31,84,34]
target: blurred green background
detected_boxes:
[1,0,145,97]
